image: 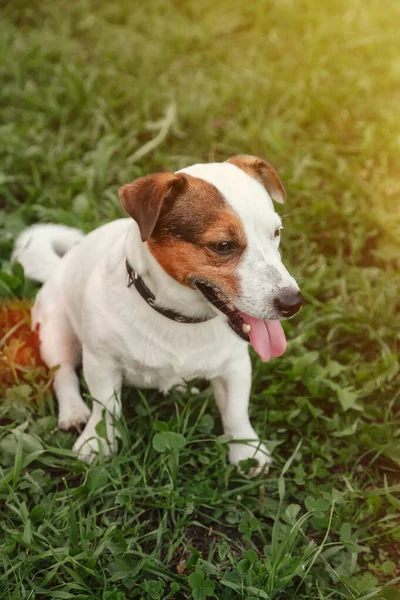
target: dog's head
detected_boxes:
[120,156,303,361]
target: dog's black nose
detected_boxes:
[273,290,304,317]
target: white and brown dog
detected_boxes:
[13,156,303,474]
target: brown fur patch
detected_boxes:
[147,174,247,299]
[227,155,286,204]
[119,173,187,242]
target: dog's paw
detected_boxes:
[73,426,117,464]
[229,441,272,477]
[58,399,91,432]
[175,383,200,395]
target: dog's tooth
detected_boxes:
[242,323,251,334]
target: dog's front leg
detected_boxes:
[212,353,271,476]
[73,347,122,463]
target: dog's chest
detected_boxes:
[113,315,239,392]
[81,260,247,393]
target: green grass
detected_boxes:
[1,0,400,598]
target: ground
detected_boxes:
[0,0,399,598]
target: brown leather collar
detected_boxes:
[125,260,213,324]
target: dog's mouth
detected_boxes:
[193,280,287,363]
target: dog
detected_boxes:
[12,155,303,474]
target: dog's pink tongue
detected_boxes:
[238,312,287,362]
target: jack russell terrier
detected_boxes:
[13,155,303,474]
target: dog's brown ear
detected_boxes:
[119,173,186,242]
[227,155,286,204]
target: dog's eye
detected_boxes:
[209,241,236,255]
[274,228,281,238]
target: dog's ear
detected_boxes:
[227,155,286,204]
[119,173,186,242]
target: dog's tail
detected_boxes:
[12,224,85,283]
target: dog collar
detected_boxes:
[125,260,213,324]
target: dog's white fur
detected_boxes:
[13,162,299,473]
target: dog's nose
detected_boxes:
[273,289,304,317]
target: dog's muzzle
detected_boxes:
[192,279,249,341]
